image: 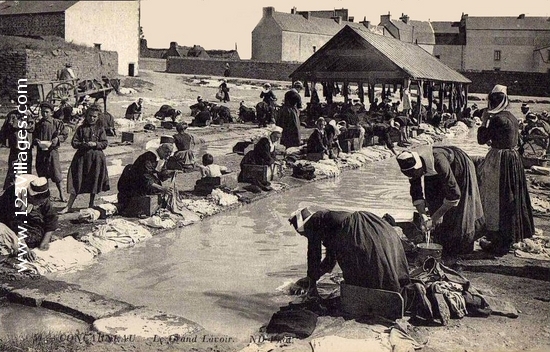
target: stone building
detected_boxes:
[251,7,376,63]
[432,14,550,73]
[0,0,140,76]
[378,13,435,55]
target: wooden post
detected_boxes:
[343,82,349,103]
[464,84,469,110]
[427,81,433,119]
[368,84,375,104]
[437,82,445,112]
[416,81,422,124]
[448,82,453,113]
[358,82,365,104]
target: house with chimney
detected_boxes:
[251,7,378,62]
[139,40,240,60]
[378,12,435,55]
[0,0,140,76]
[432,14,550,73]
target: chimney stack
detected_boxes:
[263,7,274,18]
[400,13,409,24]
[380,12,391,24]
[169,42,177,49]
[518,13,525,19]
[291,6,297,14]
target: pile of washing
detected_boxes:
[294,159,341,178]
[25,219,152,274]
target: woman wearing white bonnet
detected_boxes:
[477,84,534,255]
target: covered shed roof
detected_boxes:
[290,25,471,84]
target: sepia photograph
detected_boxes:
[0,0,549,351]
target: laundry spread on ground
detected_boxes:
[81,219,152,255]
[27,237,98,275]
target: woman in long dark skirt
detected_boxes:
[477,84,534,255]
[397,145,485,256]
[288,208,410,295]
[60,105,109,213]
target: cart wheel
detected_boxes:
[46,82,75,105]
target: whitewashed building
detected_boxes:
[0,0,140,76]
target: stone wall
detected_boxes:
[463,71,550,97]
[25,49,118,82]
[139,58,166,72]
[0,49,118,101]
[0,13,65,37]
[166,58,300,81]
[0,50,27,100]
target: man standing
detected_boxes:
[58,63,76,81]
[33,102,68,202]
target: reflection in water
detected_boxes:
[50,132,487,340]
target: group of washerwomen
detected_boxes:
[284,84,534,313]
[0,102,111,255]
[0,84,536,300]
[0,99,220,256]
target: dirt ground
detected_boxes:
[1,70,550,352]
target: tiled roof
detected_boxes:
[271,11,368,36]
[292,25,470,84]
[465,16,550,30]
[0,1,79,15]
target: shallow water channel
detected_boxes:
[49,130,488,340]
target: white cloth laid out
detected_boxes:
[181,199,221,217]
[78,204,119,223]
[513,235,550,261]
[81,219,152,254]
[27,237,98,275]
[211,188,239,206]
[100,194,119,204]
[79,208,101,222]
[139,216,177,229]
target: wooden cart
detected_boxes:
[25,78,114,114]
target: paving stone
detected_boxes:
[7,281,135,323]
[93,307,203,338]
[41,288,136,323]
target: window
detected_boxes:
[94,43,101,50]
[313,46,316,53]
[494,50,501,61]
[494,67,501,72]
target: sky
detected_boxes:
[140,0,550,59]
